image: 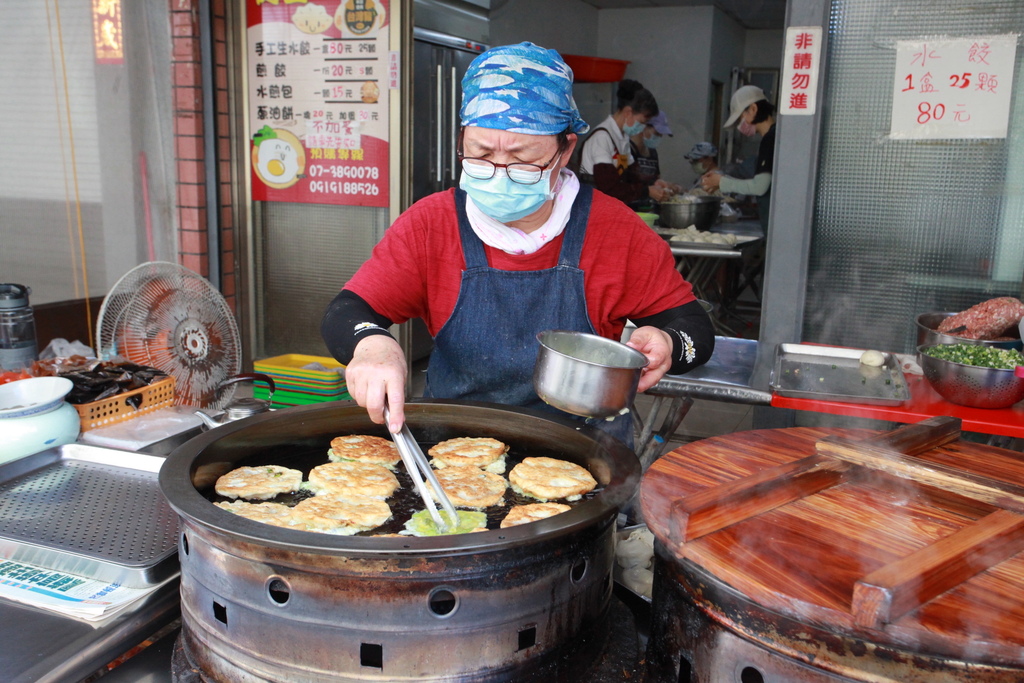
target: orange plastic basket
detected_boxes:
[73,376,176,431]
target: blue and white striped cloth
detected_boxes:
[460,42,589,135]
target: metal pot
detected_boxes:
[658,196,722,231]
[915,311,1023,350]
[194,372,276,429]
[159,400,640,682]
[533,330,648,419]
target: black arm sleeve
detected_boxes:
[320,290,396,364]
[631,299,716,375]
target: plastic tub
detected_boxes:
[561,54,630,83]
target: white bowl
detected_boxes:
[0,402,80,462]
[0,377,74,419]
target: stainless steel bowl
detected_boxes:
[658,197,722,231]
[534,330,648,419]
[916,312,1023,351]
[917,344,1024,409]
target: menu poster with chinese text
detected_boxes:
[890,36,1018,139]
[779,27,822,116]
[247,0,390,206]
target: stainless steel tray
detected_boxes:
[769,343,910,406]
[0,443,179,587]
[656,228,759,250]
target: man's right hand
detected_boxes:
[345,335,408,433]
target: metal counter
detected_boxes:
[2,568,180,683]
[1,437,184,683]
[635,336,771,469]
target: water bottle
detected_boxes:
[0,284,38,371]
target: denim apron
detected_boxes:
[425,186,634,447]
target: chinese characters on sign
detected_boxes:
[779,27,822,116]
[890,36,1017,139]
[92,0,123,64]
[247,0,390,206]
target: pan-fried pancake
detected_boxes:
[500,502,572,528]
[215,500,299,528]
[308,461,400,499]
[214,465,303,500]
[429,465,507,508]
[328,434,401,469]
[428,437,509,473]
[509,457,597,502]
[290,493,392,535]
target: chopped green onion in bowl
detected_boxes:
[921,344,1024,370]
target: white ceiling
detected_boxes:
[574,0,787,30]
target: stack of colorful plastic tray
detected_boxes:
[253,354,351,408]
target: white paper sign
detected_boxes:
[890,35,1018,139]
[779,27,823,116]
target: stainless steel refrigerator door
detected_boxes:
[412,40,479,202]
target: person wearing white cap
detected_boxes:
[322,43,714,447]
[701,85,776,230]
[629,111,684,200]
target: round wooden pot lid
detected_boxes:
[640,418,1024,665]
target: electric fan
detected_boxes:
[96,262,242,408]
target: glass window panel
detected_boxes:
[804,0,1024,353]
[0,0,176,305]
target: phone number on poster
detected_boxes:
[308,181,381,195]
[309,165,381,180]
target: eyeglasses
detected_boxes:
[457,140,564,185]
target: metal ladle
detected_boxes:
[383,403,459,533]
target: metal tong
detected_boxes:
[383,403,459,532]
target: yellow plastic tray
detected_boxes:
[254,354,346,382]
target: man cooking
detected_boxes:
[321,42,714,446]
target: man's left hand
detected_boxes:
[625,326,673,392]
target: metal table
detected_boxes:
[669,221,764,335]
[0,434,187,683]
[634,336,771,469]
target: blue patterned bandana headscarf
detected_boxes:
[460,42,589,135]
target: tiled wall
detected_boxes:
[169,0,237,314]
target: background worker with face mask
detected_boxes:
[629,111,684,197]
[701,85,777,230]
[320,42,715,447]
[577,79,678,206]
[683,142,720,189]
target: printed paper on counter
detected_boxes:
[0,558,177,626]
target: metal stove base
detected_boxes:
[172,593,644,683]
[645,558,1024,683]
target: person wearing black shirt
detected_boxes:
[701,85,776,231]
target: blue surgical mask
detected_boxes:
[459,169,555,223]
[645,135,661,150]
[623,119,646,137]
